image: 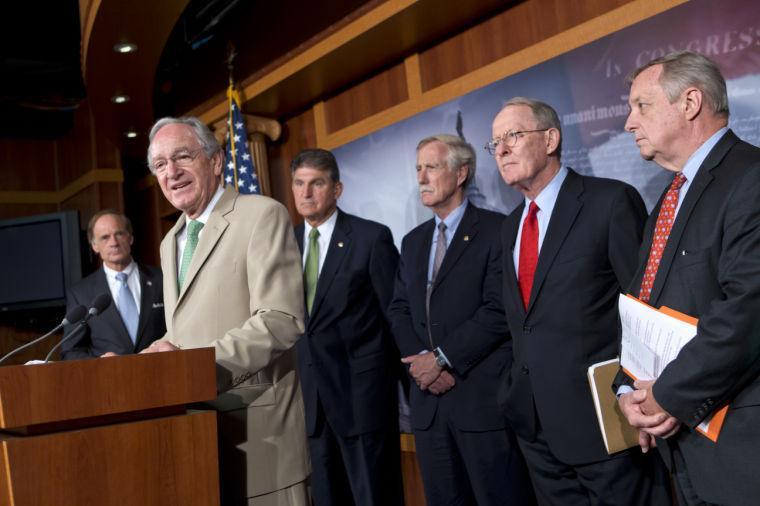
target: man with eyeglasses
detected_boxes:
[62,209,165,359]
[490,98,670,505]
[142,116,310,506]
[389,134,534,505]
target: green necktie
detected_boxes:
[179,220,204,290]
[304,228,320,313]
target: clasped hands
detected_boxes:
[401,351,455,395]
[618,379,682,453]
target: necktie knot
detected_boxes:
[309,227,320,242]
[671,173,687,191]
[116,272,128,284]
[187,220,204,239]
[528,201,540,217]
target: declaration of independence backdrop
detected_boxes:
[332,0,760,245]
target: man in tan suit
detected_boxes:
[143,116,310,506]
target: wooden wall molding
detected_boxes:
[315,0,686,150]
[197,0,418,126]
[0,169,123,205]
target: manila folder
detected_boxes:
[587,358,639,454]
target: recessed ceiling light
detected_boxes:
[111,95,130,104]
[125,130,138,139]
[113,43,137,54]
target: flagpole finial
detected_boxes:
[225,42,237,85]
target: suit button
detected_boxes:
[706,398,714,406]
[523,325,532,333]
[521,366,529,375]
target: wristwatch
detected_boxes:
[433,347,447,368]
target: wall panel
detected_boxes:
[419,0,633,91]
[324,62,409,134]
[0,139,57,192]
[267,108,318,223]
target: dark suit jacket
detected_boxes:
[389,203,510,431]
[295,209,400,437]
[617,130,760,505]
[499,168,646,465]
[61,263,166,359]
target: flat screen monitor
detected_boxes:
[0,211,82,311]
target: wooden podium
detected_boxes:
[0,349,220,506]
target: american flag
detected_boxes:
[224,84,260,194]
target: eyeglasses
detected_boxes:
[150,148,205,173]
[484,129,549,155]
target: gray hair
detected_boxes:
[416,134,477,188]
[626,51,729,118]
[501,97,562,159]
[146,116,221,172]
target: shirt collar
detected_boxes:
[185,185,224,227]
[103,260,136,280]
[681,127,729,182]
[434,198,468,232]
[526,165,568,212]
[304,207,339,239]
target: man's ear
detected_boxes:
[545,128,561,156]
[682,87,703,121]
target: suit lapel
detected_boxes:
[648,131,736,304]
[135,264,155,348]
[309,210,351,323]
[162,214,184,315]
[178,188,233,305]
[431,203,477,294]
[414,220,435,305]
[504,202,525,315]
[528,169,583,312]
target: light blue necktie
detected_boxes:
[115,272,139,345]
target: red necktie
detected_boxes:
[639,173,688,302]
[518,202,539,309]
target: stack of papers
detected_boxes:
[618,294,727,442]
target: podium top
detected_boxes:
[0,348,216,430]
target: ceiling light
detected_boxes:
[113,43,137,54]
[111,95,130,104]
[125,130,138,139]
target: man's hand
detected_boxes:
[634,379,682,439]
[401,352,442,390]
[619,381,681,452]
[100,352,119,357]
[140,341,180,353]
[428,370,456,395]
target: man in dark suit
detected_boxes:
[389,134,533,505]
[291,148,403,506]
[490,98,670,505]
[62,210,165,359]
[616,51,760,506]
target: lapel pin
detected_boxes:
[146,281,152,286]
[338,242,344,248]
[464,235,470,242]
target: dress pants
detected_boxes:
[413,400,535,506]
[309,397,404,506]
[516,415,671,506]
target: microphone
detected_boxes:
[44,294,113,362]
[0,305,88,365]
